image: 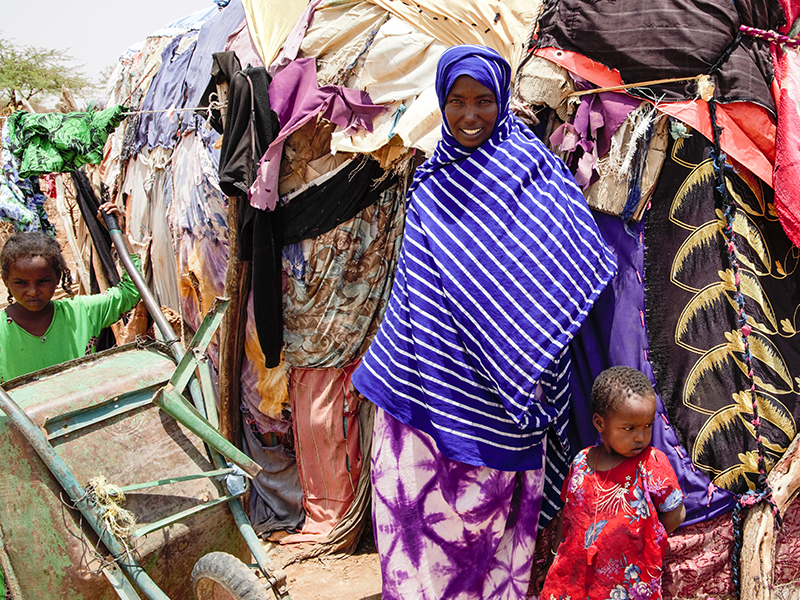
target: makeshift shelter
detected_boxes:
[1,0,799,598]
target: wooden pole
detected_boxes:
[217,195,251,447]
[567,74,704,97]
[740,434,800,599]
[213,79,248,447]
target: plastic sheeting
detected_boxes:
[330,16,446,155]
[299,0,388,85]
[242,0,309,68]
[367,0,537,72]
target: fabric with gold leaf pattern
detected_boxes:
[645,131,800,495]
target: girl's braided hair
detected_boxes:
[1,232,73,303]
[591,365,655,417]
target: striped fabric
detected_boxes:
[352,45,617,472]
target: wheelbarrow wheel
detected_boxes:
[192,552,272,600]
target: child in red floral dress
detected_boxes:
[540,366,686,600]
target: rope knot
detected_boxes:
[85,475,137,540]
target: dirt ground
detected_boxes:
[266,520,382,600]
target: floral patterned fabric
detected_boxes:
[371,408,545,600]
[661,495,800,599]
[282,185,405,369]
[6,106,127,179]
[542,446,683,600]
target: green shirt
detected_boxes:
[0,256,141,383]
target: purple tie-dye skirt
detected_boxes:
[371,408,545,600]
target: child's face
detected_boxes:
[593,392,656,458]
[4,256,59,313]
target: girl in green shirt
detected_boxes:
[0,202,141,383]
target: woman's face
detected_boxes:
[444,75,498,148]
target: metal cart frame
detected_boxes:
[0,221,291,600]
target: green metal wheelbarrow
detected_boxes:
[0,217,291,600]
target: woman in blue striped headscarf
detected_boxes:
[353,45,617,599]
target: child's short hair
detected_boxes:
[591,366,655,417]
[1,232,73,301]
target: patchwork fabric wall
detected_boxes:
[646,132,800,496]
[3,0,787,559]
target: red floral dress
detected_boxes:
[541,446,684,600]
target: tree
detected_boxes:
[0,37,90,107]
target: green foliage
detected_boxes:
[0,36,90,107]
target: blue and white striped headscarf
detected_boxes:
[353,45,617,472]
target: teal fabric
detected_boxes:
[6,106,127,178]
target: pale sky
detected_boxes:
[2,0,216,85]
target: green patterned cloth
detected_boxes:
[6,106,127,178]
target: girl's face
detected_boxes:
[444,75,498,148]
[593,392,656,458]
[4,256,59,313]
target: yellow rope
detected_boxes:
[85,476,137,540]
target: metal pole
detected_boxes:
[99,220,183,361]
[98,213,285,598]
[101,218,224,455]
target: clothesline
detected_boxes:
[0,103,227,122]
[740,24,800,48]
[121,103,227,117]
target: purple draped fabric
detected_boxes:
[568,211,735,526]
[371,408,545,600]
[248,58,386,210]
[550,88,641,188]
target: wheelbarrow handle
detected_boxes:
[104,224,184,360]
